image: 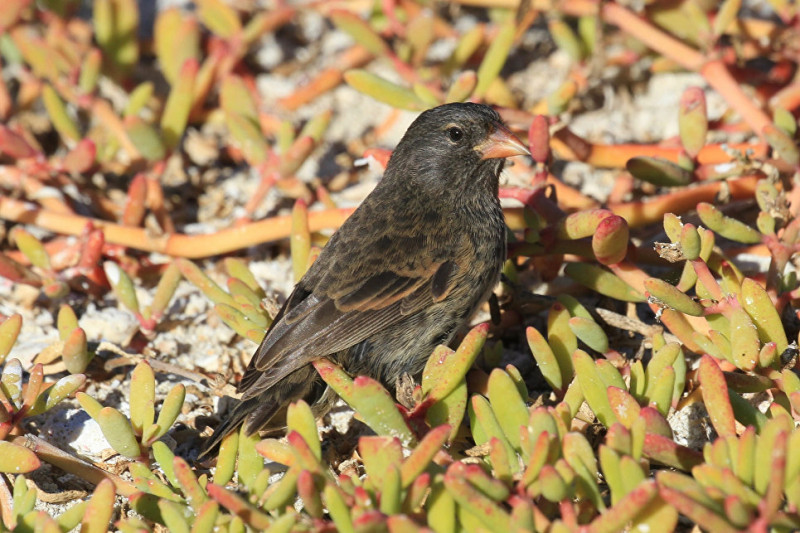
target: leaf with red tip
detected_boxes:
[445,70,477,103]
[62,139,96,173]
[456,461,509,501]
[658,482,737,533]
[643,433,703,471]
[698,355,736,437]
[586,480,658,533]
[0,254,41,288]
[10,228,50,270]
[400,425,450,488]
[422,324,487,401]
[528,115,550,164]
[638,407,673,439]
[593,215,629,265]
[173,456,207,510]
[0,125,38,159]
[443,467,511,531]
[155,9,200,85]
[62,328,90,375]
[314,359,414,445]
[360,435,402,490]
[81,478,115,533]
[607,387,640,428]
[0,440,41,473]
[122,174,147,227]
[297,470,323,518]
[678,87,707,158]
[206,483,272,529]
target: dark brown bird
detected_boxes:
[201,103,529,456]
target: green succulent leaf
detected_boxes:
[329,10,388,56]
[573,350,618,427]
[0,441,41,473]
[487,368,528,450]
[697,355,736,437]
[741,278,788,354]
[27,374,86,416]
[360,436,402,491]
[344,70,427,111]
[0,314,22,363]
[81,478,116,533]
[97,407,142,458]
[678,87,707,158]
[423,324,487,401]
[314,358,415,445]
[626,156,693,186]
[696,203,761,244]
[568,316,609,354]
[475,19,515,99]
[565,263,645,302]
[129,361,155,435]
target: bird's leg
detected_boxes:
[395,372,417,410]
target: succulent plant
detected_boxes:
[77,360,185,462]
[1,0,800,530]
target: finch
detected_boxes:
[201,102,529,456]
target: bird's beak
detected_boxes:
[476,124,530,160]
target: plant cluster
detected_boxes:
[0,0,799,531]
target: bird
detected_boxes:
[200,102,530,457]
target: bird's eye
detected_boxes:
[447,127,463,142]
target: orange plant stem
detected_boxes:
[1,173,759,258]
[0,195,353,258]
[601,3,774,139]
[601,3,704,71]
[548,124,766,168]
[581,142,768,168]
[701,60,772,136]
[11,435,137,496]
[771,83,800,112]
[0,193,540,258]
[609,176,760,228]
[278,45,374,111]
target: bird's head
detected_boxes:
[385,103,530,195]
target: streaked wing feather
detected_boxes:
[239,298,409,399]
[238,263,451,399]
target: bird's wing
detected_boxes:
[236,258,458,399]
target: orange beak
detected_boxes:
[477,124,530,160]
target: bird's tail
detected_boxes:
[197,395,282,460]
